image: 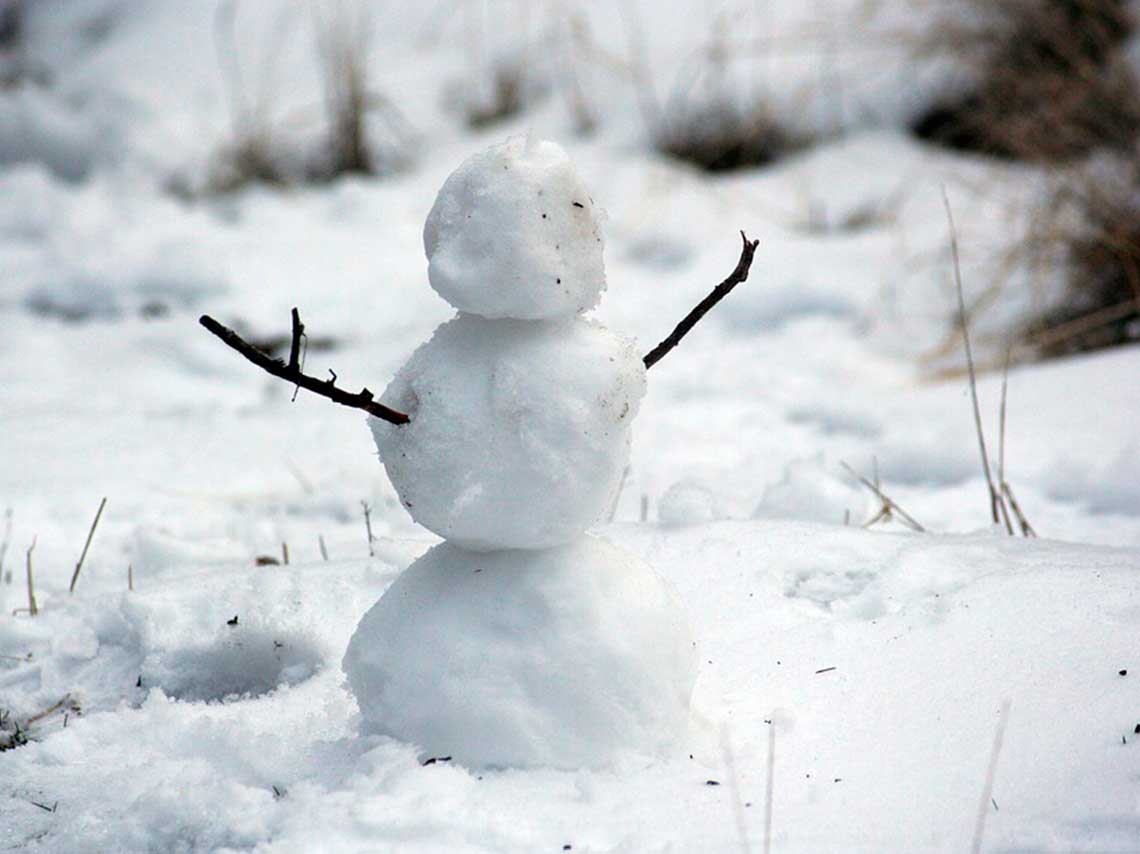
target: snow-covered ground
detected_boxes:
[1,2,1138,852]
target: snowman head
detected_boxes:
[423,135,606,320]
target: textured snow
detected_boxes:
[423,136,607,320]
[372,313,646,550]
[343,536,696,770]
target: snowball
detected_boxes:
[372,313,647,550]
[342,536,696,769]
[423,135,606,320]
[658,479,723,527]
[753,456,871,525]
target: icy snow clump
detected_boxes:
[423,135,606,319]
[372,313,647,550]
[342,536,696,769]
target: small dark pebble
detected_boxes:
[572,201,584,208]
[705,780,720,786]
[1134,723,1139,734]
[135,675,142,688]
[744,802,752,808]
[226,615,239,626]
[1120,669,1128,676]
[255,555,280,566]
[563,846,572,851]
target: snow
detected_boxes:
[2,0,1140,851]
[343,536,695,770]
[373,313,646,550]
[424,135,607,320]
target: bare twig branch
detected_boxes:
[643,231,759,368]
[288,307,304,372]
[942,189,1005,527]
[199,310,410,425]
[841,462,926,532]
[70,496,106,594]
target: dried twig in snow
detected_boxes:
[643,231,759,369]
[199,308,410,425]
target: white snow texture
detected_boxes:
[423,135,606,320]
[371,312,647,550]
[342,537,697,769]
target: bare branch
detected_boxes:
[643,231,760,369]
[199,310,410,425]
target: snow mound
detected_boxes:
[754,456,872,525]
[372,313,647,550]
[423,135,606,320]
[658,478,723,527]
[342,536,696,769]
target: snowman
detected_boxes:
[200,135,758,770]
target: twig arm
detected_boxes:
[199,311,410,425]
[643,231,760,369]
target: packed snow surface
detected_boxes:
[343,536,696,770]
[372,313,647,550]
[424,136,607,320]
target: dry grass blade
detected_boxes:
[942,189,1008,528]
[841,462,925,532]
[995,354,1015,535]
[0,507,12,578]
[70,496,107,593]
[1002,482,1037,537]
[971,700,1012,854]
[763,723,775,854]
[24,536,37,616]
[361,501,375,558]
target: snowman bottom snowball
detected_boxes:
[342,536,697,770]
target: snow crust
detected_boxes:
[343,536,696,769]
[423,136,607,320]
[372,313,647,550]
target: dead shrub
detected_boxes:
[1022,157,1140,355]
[913,0,1140,162]
[655,95,802,172]
[203,0,412,195]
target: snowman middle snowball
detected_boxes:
[372,136,647,550]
